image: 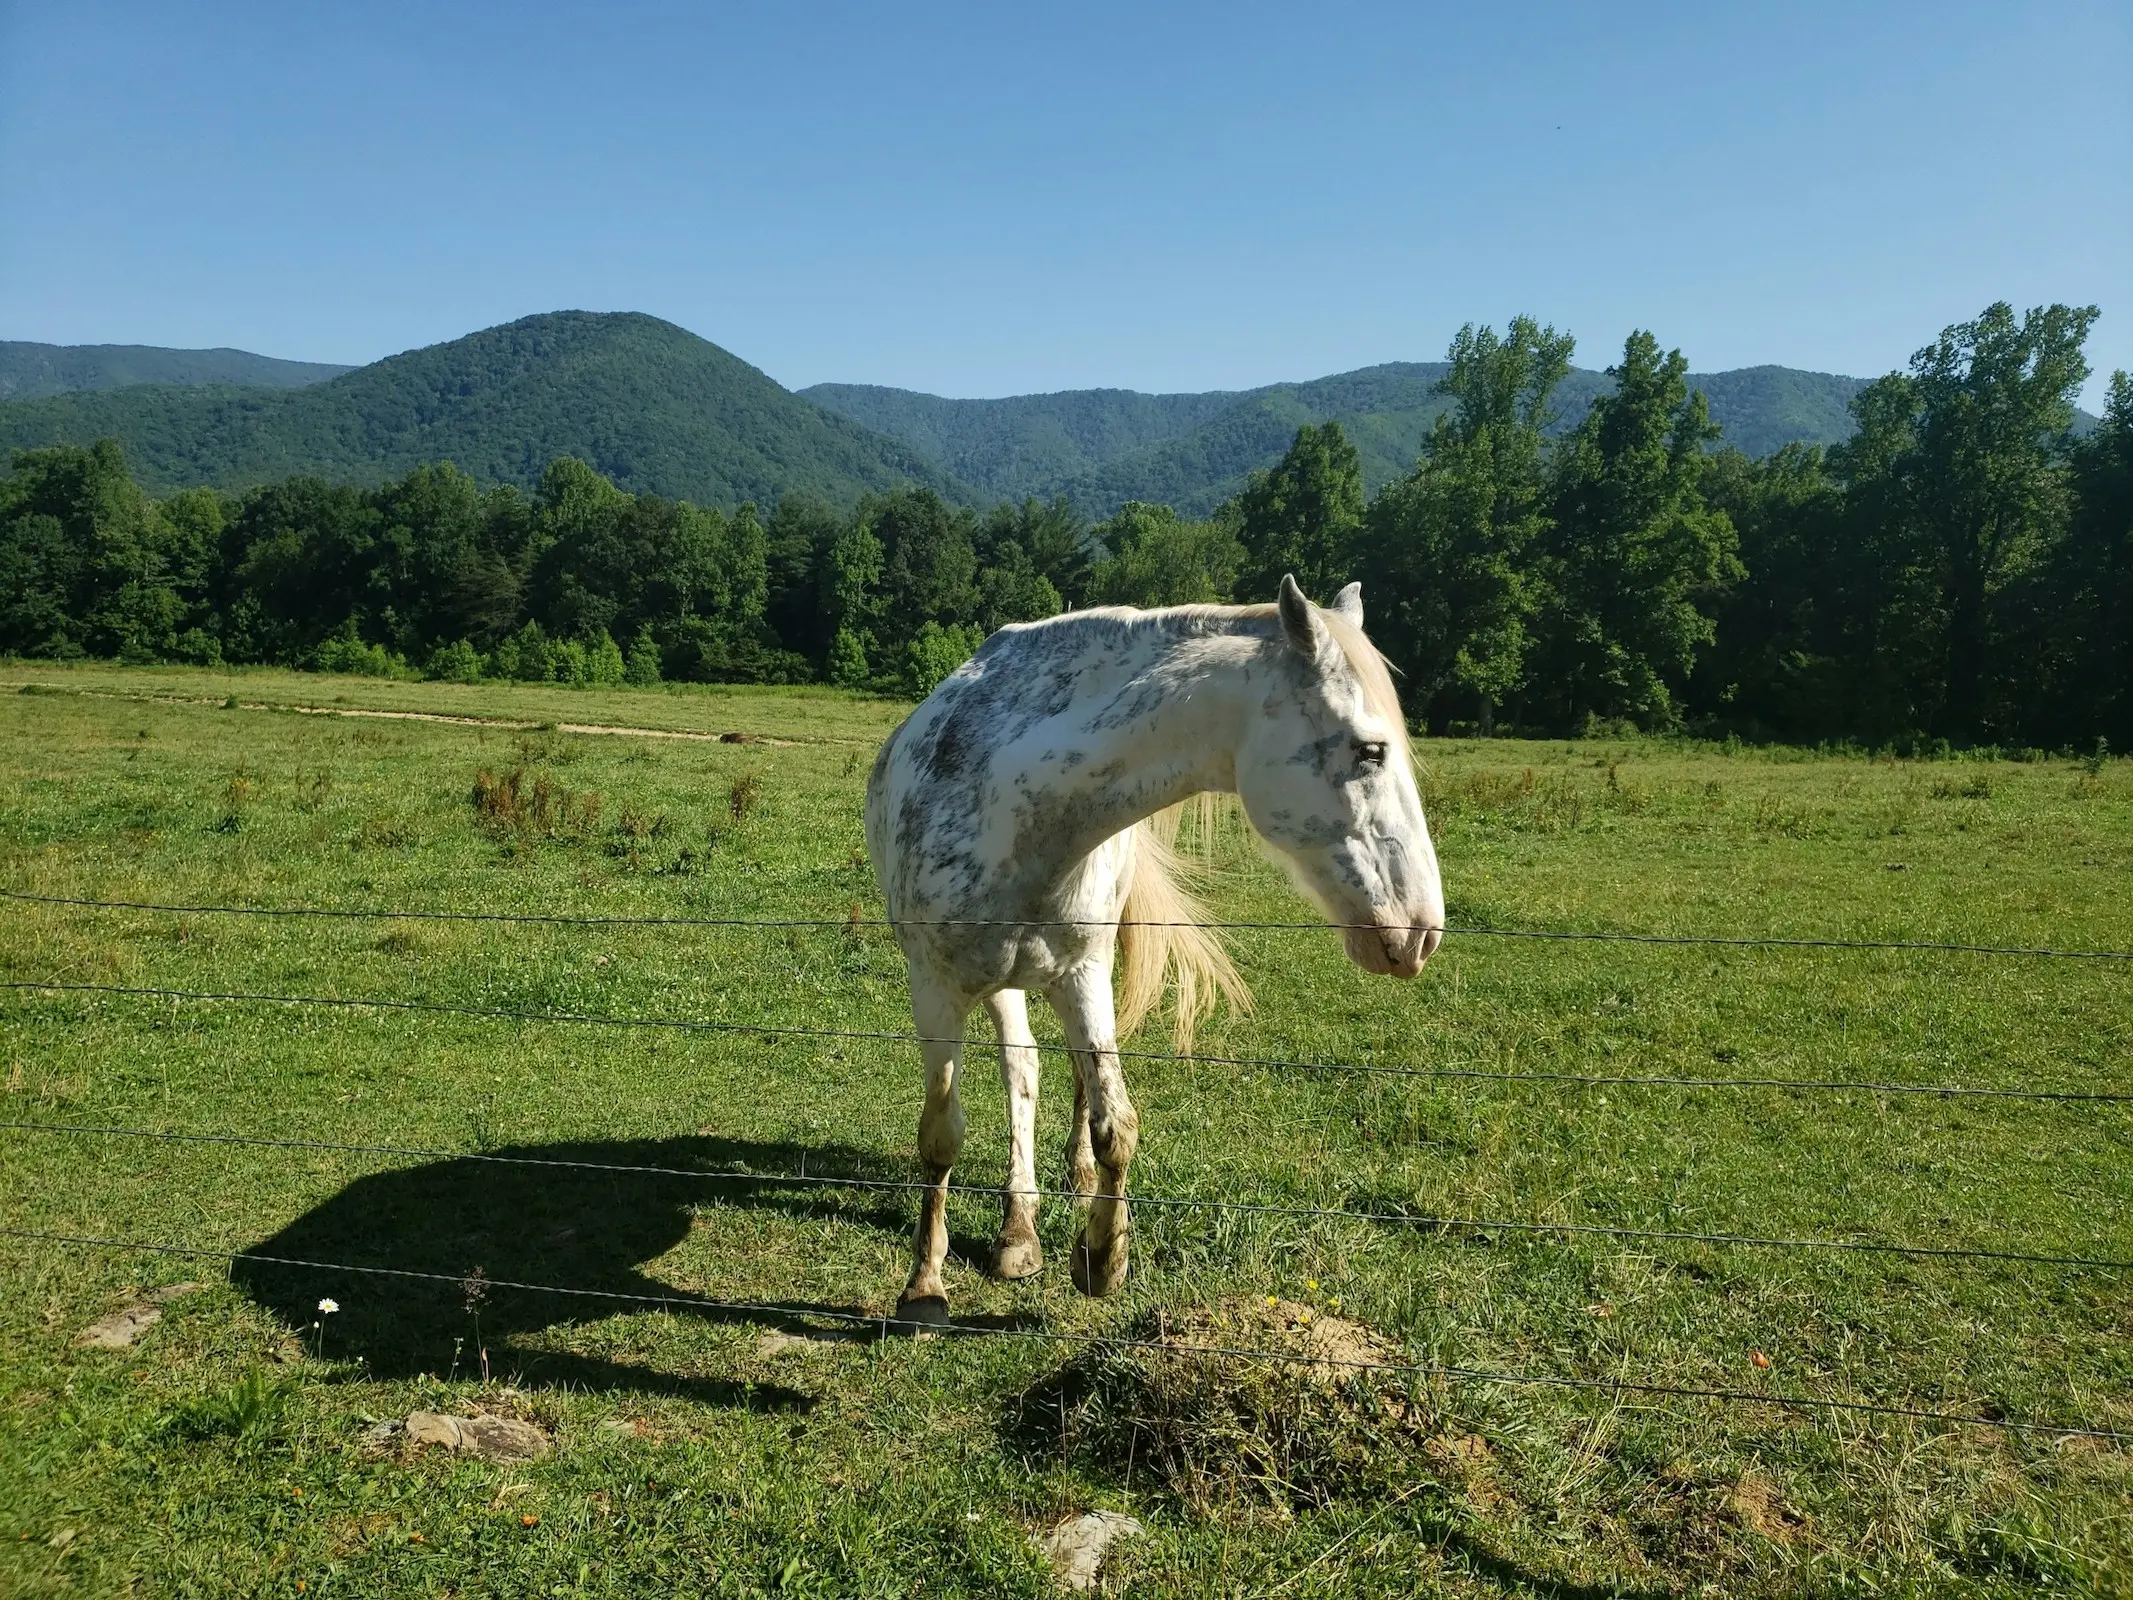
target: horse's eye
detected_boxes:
[1356,741,1388,768]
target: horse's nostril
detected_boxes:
[1420,926,1443,961]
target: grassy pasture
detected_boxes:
[1,661,2129,1597]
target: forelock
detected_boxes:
[1319,610,1413,760]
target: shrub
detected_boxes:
[623,625,662,686]
[584,630,626,687]
[488,621,553,682]
[426,639,484,683]
[905,621,985,696]
[826,628,872,689]
[549,638,589,686]
[313,623,409,679]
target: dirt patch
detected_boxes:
[1037,1510,1143,1591]
[1007,1298,1445,1512]
[1729,1470,1807,1543]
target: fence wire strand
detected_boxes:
[5,1118,2124,1271]
[1,1224,2121,1443]
[9,888,2132,961]
[6,977,2126,1106]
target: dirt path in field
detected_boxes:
[3,680,852,746]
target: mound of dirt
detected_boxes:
[1007,1298,1449,1512]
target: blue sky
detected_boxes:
[1,1,2126,402]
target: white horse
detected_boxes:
[864,576,1444,1325]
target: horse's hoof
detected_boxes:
[890,1293,951,1334]
[992,1235,1045,1280]
[1069,1230,1128,1297]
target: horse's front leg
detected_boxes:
[896,975,969,1327]
[983,989,1045,1280]
[1048,963,1136,1297]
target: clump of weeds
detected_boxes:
[170,1370,291,1449]
[729,770,764,823]
[608,804,667,869]
[472,763,603,854]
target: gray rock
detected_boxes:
[405,1409,550,1462]
[1038,1511,1143,1591]
[75,1304,160,1348]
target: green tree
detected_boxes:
[1694,443,1849,736]
[1086,502,1246,607]
[980,497,1091,605]
[816,516,884,675]
[0,440,186,659]
[868,489,979,656]
[1363,317,1573,732]
[2064,371,2133,746]
[1536,332,1741,728]
[1871,302,2097,740]
[1233,421,1363,603]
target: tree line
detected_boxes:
[2,300,2125,750]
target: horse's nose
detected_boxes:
[1418,924,1443,962]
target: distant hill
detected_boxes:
[0,313,970,509]
[11,315,2066,519]
[805,362,1873,516]
[0,341,351,400]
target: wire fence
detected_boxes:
[2,1224,2122,1444]
[7,884,2130,1449]
[8,1118,2126,1271]
[10,887,2133,961]
[7,977,2127,1105]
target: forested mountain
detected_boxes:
[804,363,1871,514]
[4,301,2126,751]
[0,313,970,509]
[0,341,351,400]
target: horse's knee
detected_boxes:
[917,1099,965,1170]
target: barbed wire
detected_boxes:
[1,1224,2119,1442]
[7,977,2126,1105]
[6,1118,2124,1271]
[9,888,2131,962]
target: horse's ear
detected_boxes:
[1331,582,1364,627]
[1277,574,1324,656]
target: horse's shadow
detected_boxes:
[231,1134,1001,1409]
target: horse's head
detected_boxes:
[1235,575,1444,978]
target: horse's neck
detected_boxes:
[1012,616,1263,855]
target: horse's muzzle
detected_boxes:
[1341,916,1441,978]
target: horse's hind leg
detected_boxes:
[1048,962,1136,1297]
[983,989,1044,1280]
[895,975,968,1328]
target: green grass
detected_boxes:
[2,664,2129,1597]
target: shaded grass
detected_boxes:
[0,673,2129,1596]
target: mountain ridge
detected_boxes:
[804,362,1875,515]
[0,341,352,400]
[0,313,971,509]
[2,315,1990,517]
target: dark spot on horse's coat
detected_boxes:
[1289,733,1346,770]
[925,712,974,780]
